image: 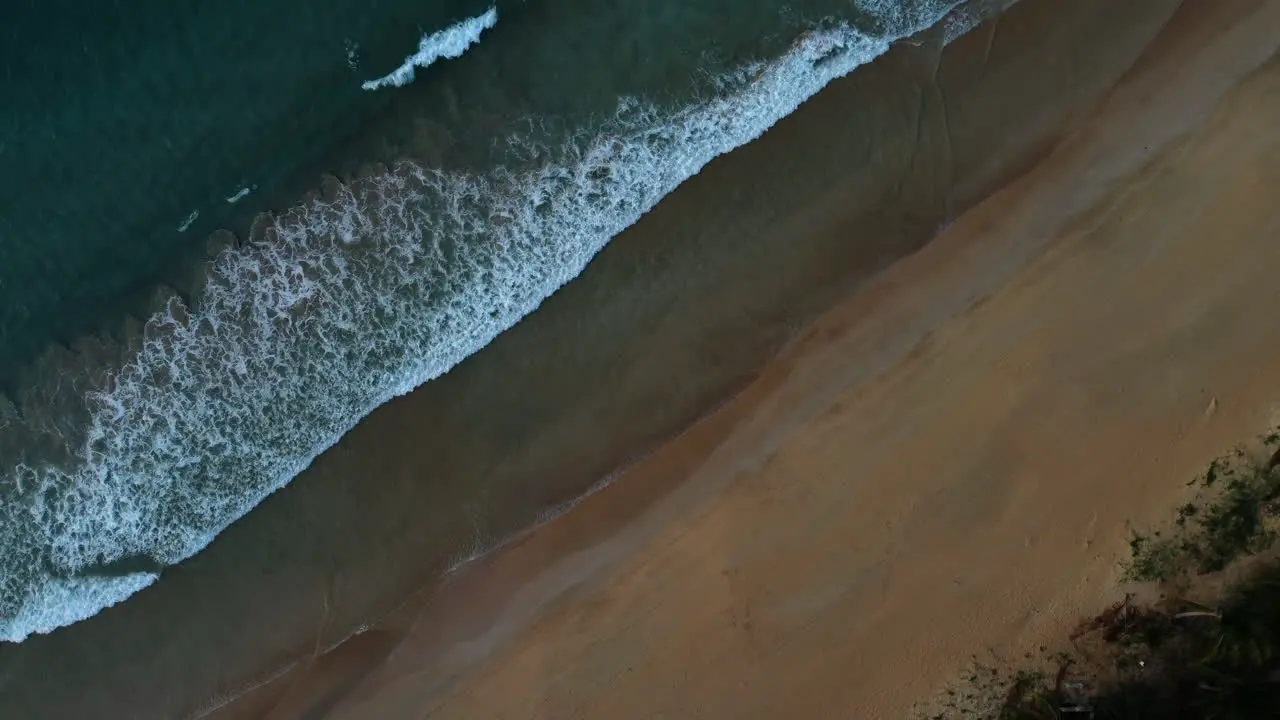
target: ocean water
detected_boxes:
[0,0,982,642]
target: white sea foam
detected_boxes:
[4,573,158,642]
[177,209,199,232]
[361,7,498,91]
[226,186,255,204]
[941,0,1018,45]
[0,3,962,643]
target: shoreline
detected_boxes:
[5,0,1277,717]
[0,0,923,647]
[211,1,1280,717]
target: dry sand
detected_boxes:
[222,1,1280,718]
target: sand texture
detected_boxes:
[3,0,1279,718]
[196,1,1280,718]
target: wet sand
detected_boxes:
[213,1,1280,718]
[3,0,1278,718]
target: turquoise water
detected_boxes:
[0,0,969,642]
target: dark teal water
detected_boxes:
[0,0,494,389]
[0,0,968,644]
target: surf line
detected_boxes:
[361,7,498,91]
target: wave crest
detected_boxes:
[0,2,967,642]
[361,7,499,91]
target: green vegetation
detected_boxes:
[924,434,1280,719]
[1126,435,1280,583]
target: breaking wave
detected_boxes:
[0,2,967,643]
[361,7,499,91]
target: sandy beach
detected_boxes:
[3,0,1280,718]
[195,0,1280,718]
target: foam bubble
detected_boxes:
[361,7,498,91]
[0,3,963,643]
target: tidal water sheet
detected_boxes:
[0,1,963,642]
